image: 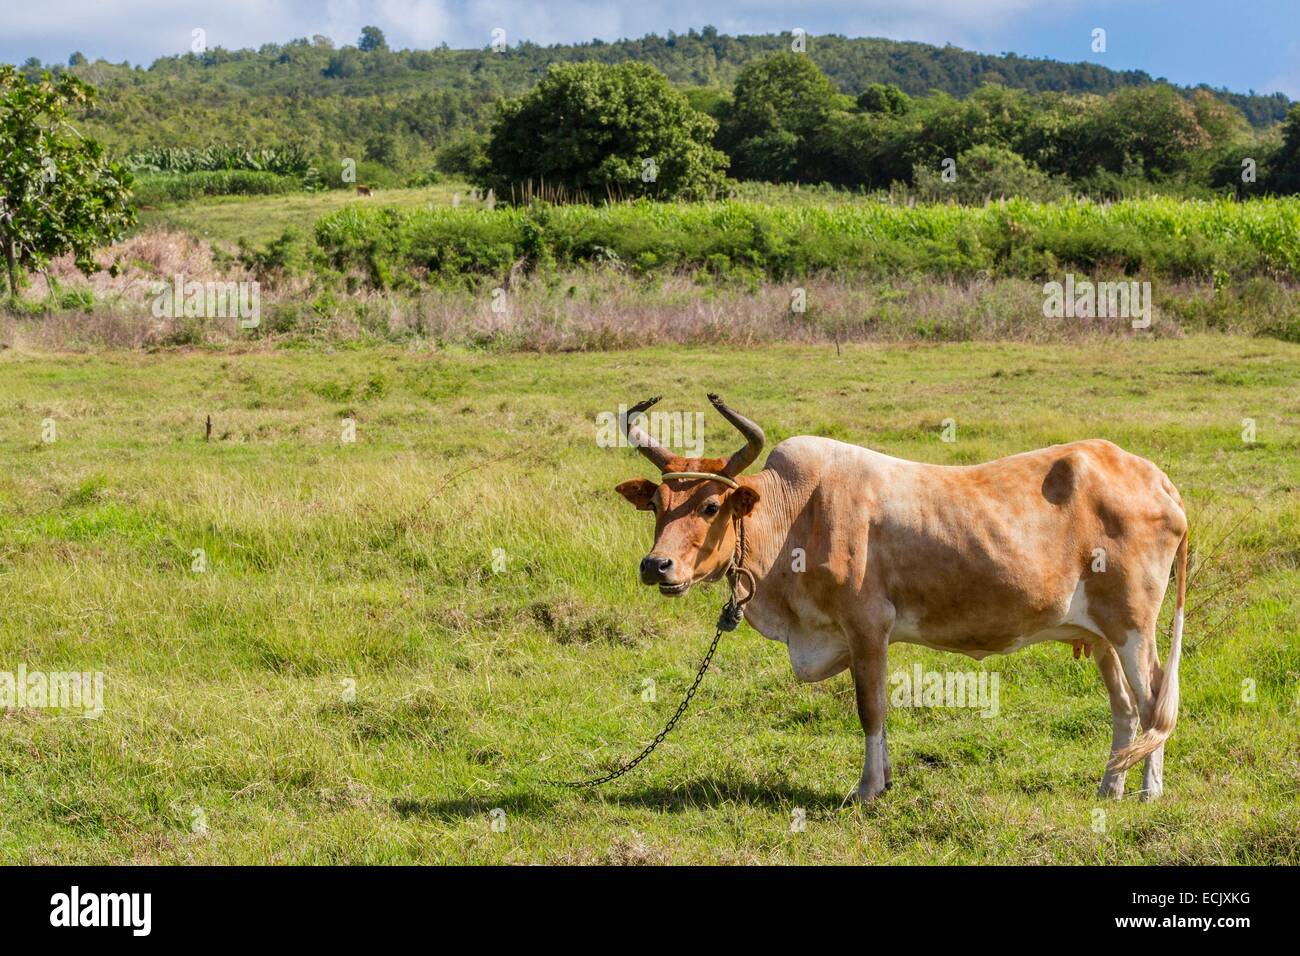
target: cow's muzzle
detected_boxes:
[639,555,689,594]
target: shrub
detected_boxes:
[434,137,489,180]
[132,171,302,205]
[122,144,316,179]
[239,228,314,279]
[311,196,1300,289]
[914,146,1070,204]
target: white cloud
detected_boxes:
[0,0,1292,103]
[0,0,1082,62]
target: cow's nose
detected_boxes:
[639,555,674,584]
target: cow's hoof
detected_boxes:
[1097,780,1125,800]
[853,782,888,804]
[1138,787,1162,803]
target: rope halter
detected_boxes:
[659,471,739,488]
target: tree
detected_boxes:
[719,53,839,181]
[435,136,489,179]
[322,50,360,78]
[1190,89,1249,147]
[900,86,1038,174]
[815,111,917,189]
[481,62,728,201]
[1269,104,1300,194]
[1205,142,1270,198]
[364,131,402,167]
[857,83,910,115]
[0,68,135,295]
[1088,85,1211,175]
[68,52,87,68]
[358,27,388,53]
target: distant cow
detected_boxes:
[356,185,373,197]
[615,394,1187,803]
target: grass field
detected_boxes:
[1,336,1297,863]
[137,183,479,248]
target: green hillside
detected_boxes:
[15,28,1289,170]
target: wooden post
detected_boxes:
[205,415,212,442]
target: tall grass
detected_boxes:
[132,171,305,206]
[314,196,1300,287]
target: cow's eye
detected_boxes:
[701,501,720,517]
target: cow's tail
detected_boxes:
[1110,527,1187,772]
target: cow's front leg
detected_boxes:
[847,626,891,803]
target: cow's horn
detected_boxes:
[709,393,765,476]
[622,396,673,470]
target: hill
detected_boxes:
[13,28,1289,171]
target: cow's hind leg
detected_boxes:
[1143,742,1165,798]
[1094,642,1138,798]
[1109,626,1165,801]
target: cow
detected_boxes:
[614,394,1187,803]
[356,185,373,197]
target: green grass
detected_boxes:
[131,171,306,207]
[137,182,480,249]
[0,337,1297,863]
[139,191,1300,286]
[313,195,1300,286]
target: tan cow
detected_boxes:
[615,394,1187,803]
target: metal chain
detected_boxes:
[542,622,726,789]
[542,516,750,790]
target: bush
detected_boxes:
[913,146,1070,204]
[405,168,442,188]
[123,144,316,178]
[857,84,911,115]
[316,159,403,190]
[239,228,314,279]
[311,195,1300,290]
[132,171,302,205]
[123,145,320,193]
[434,137,489,179]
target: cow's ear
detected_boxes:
[615,479,658,511]
[729,483,761,517]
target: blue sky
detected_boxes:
[2,0,1297,98]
